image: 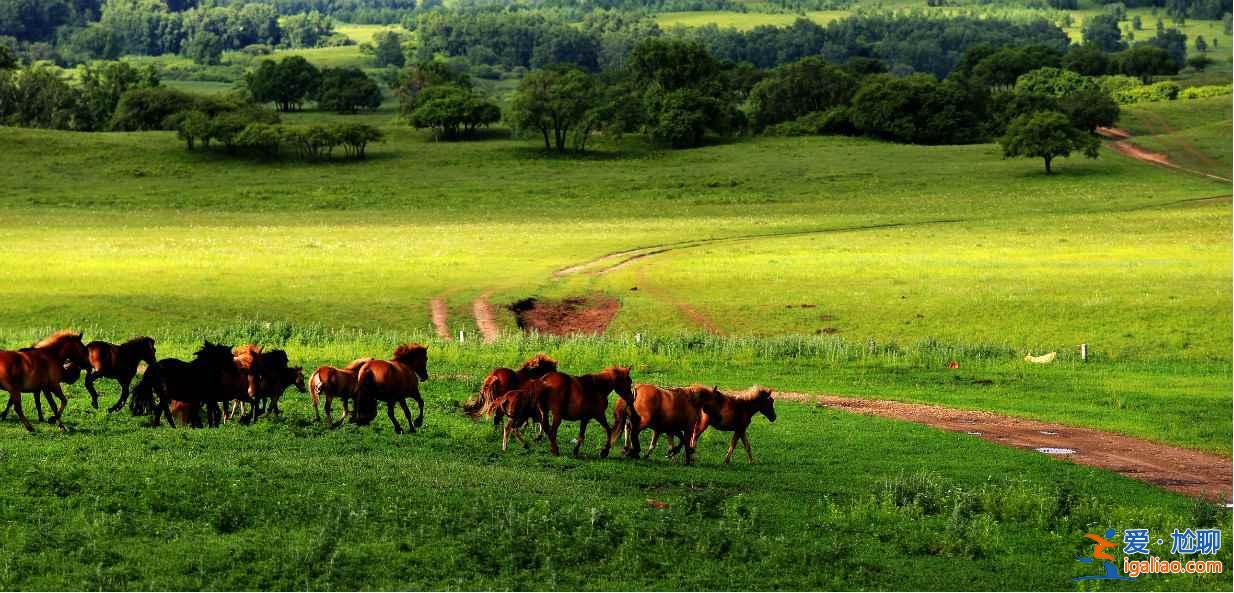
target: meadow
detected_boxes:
[1,24,1232,587]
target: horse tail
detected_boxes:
[465,373,502,418]
[132,362,160,414]
[351,365,378,426]
[308,369,324,421]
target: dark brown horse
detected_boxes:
[353,344,428,434]
[691,387,777,464]
[310,357,372,428]
[611,383,718,464]
[84,336,156,414]
[136,342,256,428]
[262,364,305,415]
[482,383,545,450]
[0,331,90,431]
[537,366,633,457]
[464,353,557,426]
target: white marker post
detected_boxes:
[459,330,465,344]
[1080,343,1088,362]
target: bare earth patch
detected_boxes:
[472,293,500,343]
[509,294,620,336]
[430,296,451,340]
[779,392,1232,502]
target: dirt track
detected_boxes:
[430,296,451,340]
[779,392,1232,502]
[1097,127,1231,182]
[472,294,500,343]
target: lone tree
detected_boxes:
[509,65,600,152]
[317,67,383,114]
[1000,111,1099,174]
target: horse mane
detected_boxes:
[343,357,372,372]
[195,341,235,364]
[121,336,154,349]
[392,343,428,363]
[261,349,290,370]
[519,353,557,372]
[725,386,774,401]
[232,344,262,357]
[32,330,82,349]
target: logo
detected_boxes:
[1073,527,1224,582]
[1074,529,1135,581]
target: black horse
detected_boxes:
[134,342,256,428]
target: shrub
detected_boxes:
[110,87,196,131]
[233,123,283,158]
[1112,81,1180,104]
[766,108,856,137]
[1179,84,1232,100]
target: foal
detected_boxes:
[691,387,777,464]
[465,353,557,427]
[484,384,545,450]
[310,357,372,428]
[84,336,156,413]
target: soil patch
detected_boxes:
[472,294,500,343]
[509,294,620,336]
[779,392,1232,502]
[430,296,451,340]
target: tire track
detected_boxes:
[430,295,451,340]
[634,264,723,335]
[1098,127,1231,182]
[472,293,500,343]
[777,392,1232,502]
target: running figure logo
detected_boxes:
[1074,529,1136,581]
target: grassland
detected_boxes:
[1119,94,1234,178]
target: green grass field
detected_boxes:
[1,40,1231,588]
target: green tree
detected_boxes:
[746,57,856,131]
[246,56,321,112]
[394,59,470,119]
[627,38,740,148]
[1083,14,1127,52]
[407,84,500,140]
[0,44,17,70]
[169,109,211,150]
[1186,54,1214,71]
[510,65,600,152]
[999,111,1098,174]
[184,30,223,65]
[1062,45,1111,76]
[1115,44,1179,83]
[316,67,382,114]
[370,30,404,68]
[1194,35,1208,52]
[335,123,384,159]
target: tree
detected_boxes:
[1132,15,1143,30]
[281,11,334,49]
[1062,45,1111,76]
[1194,35,1208,52]
[246,56,321,112]
[184,30,222,65]
[509,65,600,152]
[1014,67,1097,98]
[1186,54,1214,71]
[406,84,500,140]
[169,109,211,150]
[394,59,470,119]
[999,111,1098,174]
[1083,14,1127,52]
[1056,88,1119,133]
[627,38,740,148]
[0,44,16,70]
[78,61,159,131]
[1116,45,1180,82]
[335,123,384,158]
[110,86,194,131]
[316,67,382,114]
[849,74,988,145]
[1147,28,1189,67]
[370,30,404,68]
[746,57,856,131]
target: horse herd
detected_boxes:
[0,331,777,463]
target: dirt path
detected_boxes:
[1097,127,1231,182]
[472,293,500,343]
[778,392,1232,501]
[429,296,451,340]
[635,265,724,334]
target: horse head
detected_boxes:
[393,343,429,381]
[135,337,157,365]
[287,367,306,393]
[754,387,776,422]
[34,330,89,368]
[609,366,634,405]
[521,353,558,377]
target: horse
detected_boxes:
[610,383,718,464]
[0,331,90,431]
[537,366,633,457]
[690,387,777,464]
[309,357,372,428]
[1,359,81,424]
[224,345,296,422]
[83,336,156,414]
[353,344,428,434]
[262,364,305,416]
[135,341,256,428]
[481,383,545,451]
[464,353,557,426]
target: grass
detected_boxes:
[1118,94,1233,178]
[0,334,1229,590]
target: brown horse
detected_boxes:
[137,342,256,428]
[262,364,305,416]
[84,336,156,414]
[310,357,372,428]
[353,344,428,434]
[537,366,633,457]
[611,383,718,464]
[464,353,557,426]
[0,331,90,431]
[482,383,545,450]
[691,387,777,464]
[1,359,81,424]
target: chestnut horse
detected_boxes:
[691,387,777,464]
[537,366,633,457]
[84,336,156,414]
[0,331,90,431]
[1,359,81,424]
[353,344,428,434]
[136,342,255,428]
[310,357,371,428]
[482,383,545,450]
[464,353,557,426]
[611,384,718,464]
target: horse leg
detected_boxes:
[386,401,403,434]
[109,377,132,414]
[323,392,335,429]
[84,369,100,409]
[573,419,589,457]
[0,395,10,420]
[47,384,67,430]
[595,415,613,459]
[398,398,416,434]
[546,413,562,456]
[501,419,513,451]
[7,390,34,432]
[723,432,740,465]
[408,385,424,429]
[741,431,754,464]
[646,431,660,457]
[609,406,629,457]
